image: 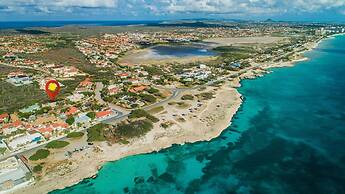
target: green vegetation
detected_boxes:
[148,106,164,114]
[0,147,7,155]
[0,129,26,139]
[87,123,108,142]
[86,112,96,120]
[59,77,85,97]
[115,119,153,139]
[67,131,84,138]
[161,121,173,129]
[46,140,70,149]
[29,149,50,161]
[0,81,47,113]
[66,116,75,125]
[129,109,159,123]
[214,46,254,63]
[17,106,52,119]
[33,164,43,173]
[143,66,164,75]
[170,101,190,109]
[181,94,194,100]
[147,87,159,94]
[197,92,214,100]
[25,39,102,76]
[139,94,157,103]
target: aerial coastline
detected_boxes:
[0,21,343,194]
[14,32,328,194]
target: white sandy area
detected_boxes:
[204,36,288,46]
[119,48,216,65]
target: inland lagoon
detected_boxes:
[118,44,216,64]
[143,45,215,59]
[52,35,345,194]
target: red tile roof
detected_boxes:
[129,86,148,93]
[79,78,93,87]
[65,106,79,116]
[118,73,129,78]
[108,87,119,95]
[36,127,53,134]
[0,113,9,122]
[51,123,68,129]
[96,110,112,118]
[1,120,22,130]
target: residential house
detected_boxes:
[0,113,9,124]
[67,93,85,102]
[7,133,42,150]
[128,85,148,93]
[96,110,113,120]
[0,157,31,191]
[65,106,79,116]
[118,73,129,79]
[79,78,93,88]
[6,75,33,86]
[36,127,54,138]
[75,113,91,124]
[108,85,119,95]
[1,121,22,136]
[19,104,40,113]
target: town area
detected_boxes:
[0,21,344,192]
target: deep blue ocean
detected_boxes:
[52,35,345,194]
[0,21,160,29]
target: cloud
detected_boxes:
[53,0,117,8]
[0,0,345,18]
[154,0,345,15]
[0,0,117,14]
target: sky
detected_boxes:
[0,0,345,22]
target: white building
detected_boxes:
[7,133,43,150]
[67,93,85,102]
[0,157,31,191]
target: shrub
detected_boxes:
[129,109,159,123]
[147,87,159,94]
[140,94,156,103]
[87,123,108,142]
[67,132,84,138]
[66,116,75,125]
[197,92,214,100]
[115,120,153,139]
[0,147,7,155]
[181,94,194,100]
[33,165,43,173]
[86,112,96,120]
[129,109,148,119]
[46,140,69,149]
[29,149,50,161]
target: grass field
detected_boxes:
[46,140,70,149]
[27,47,98,75]
[0,81,48,113]
[29,149,50,161]
[67,131,84,138]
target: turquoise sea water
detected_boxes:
[52,35,345,194]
